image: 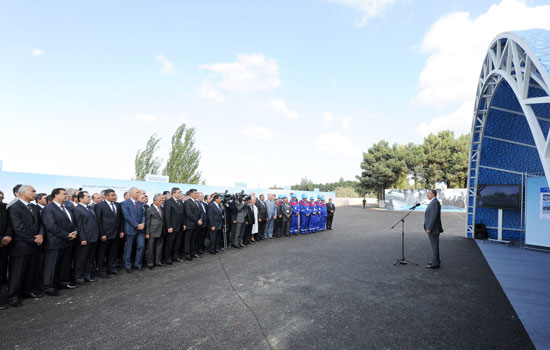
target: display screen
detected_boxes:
[477,184,521,210]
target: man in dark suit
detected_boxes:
[73,191,100,284]
[183,189,203,260]
[243,198,254,245]
[326,198,335,230]
[163,187,184,264]
[281,196,292,237]
[232,195,248,248]
[424,189,443,269]
[207,194,223,254]
[121,187,146,272]
[197,193,209,254]
[255,194,267,240]
[95,189,124,276]
[41,188,78,295]
[0,190,8,309]
[146,193,165,269]
[5,185,44,306]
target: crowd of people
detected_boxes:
[0,184,336,309]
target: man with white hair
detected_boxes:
[121,187,146,272]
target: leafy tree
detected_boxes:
[292,177,314,191]
[448,134,470,188]
[163,123,202,184]
[134,134,163,181]
[334,186,360,198]
[421,131,455,187]
[357,140,406,205]
[399,142,425,189]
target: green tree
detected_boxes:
[292,177,314,191]
[133,134,163,181]
[163,123,202,184]
[357,140,406,205]
[421,131,454,187]
[448,134,470,188]
[334,185,360,198]
[399,142,425,189]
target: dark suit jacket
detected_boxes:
[424,199,443,234]
[146,205,164,238]
[164,197,184,231]
[207,202,223,230]
[121,199,145,236]
[326,203,336,216]
[281,202,292,221]
[0,203,7,239]
[184,199,202,229]
[6,200,44,256]
[255,200,268,221]
[73,204,100,243]
[199,201,208,228]
[42,202,76,250]
[95,200,124,240]
[245,205,255,224]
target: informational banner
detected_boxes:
[540,188,550,220]
[145,174,169,183]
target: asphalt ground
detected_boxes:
[1,206,534,350]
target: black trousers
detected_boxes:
[75,242,97,281]
[208,229,220,252]
[0,247,8,304]
[327,215,334,229]
[198,227,208,252]
[183,229,195,257]
[174,230,183,258]
[274,220,282,237]
[164,229,182,262]
[243,224,252,244]
[147,235,164,266]
[8,252,39,298]
[44,247,72,290]
[96,238,119,274]
[282,220,290,236]
[258,220,266,239]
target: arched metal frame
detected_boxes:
[467,30,550,238]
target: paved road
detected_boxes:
[1,206,534,349]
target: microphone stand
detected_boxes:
[391,206,419,266]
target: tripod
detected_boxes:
[391,208,418,266]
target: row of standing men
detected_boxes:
[0,185,336,309]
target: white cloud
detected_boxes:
[415,0,550,107]
[417,100,473,135]
[32,48,44,56]
[197,80,225,103]
[328,0,395,26]
[156,54,175,74]
[268,98,299,119]
[244,125,276,140]
[322,112,334,128]
[340,116,353,129]
[199,53,281,94]
[315,132,361,157]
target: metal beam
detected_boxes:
[479,165,524,176]
[483,135,537,148]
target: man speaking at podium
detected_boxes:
[424,189,443,269]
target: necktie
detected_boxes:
[87,205,96,217]
[61,204,72,222]
[110,202,116,214]
[135,201,138,209]
[158,206,162,217]
[26,203,34,215]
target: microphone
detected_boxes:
[409,203,421,210]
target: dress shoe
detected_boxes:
[174,257,182,262]
[23,291,43,299]
[214,249,221,253]
[44,288,58,296]
[192,254,200,258]
[155,263,166,267]
[198,250,205,255]
[185,256,193,261]
[0,304,7,310]
[425,264,440,269]
[135,267,143,271]
[62,283,78,289]
[109,270,121,275]
[98,273,110,279]
[125,268,132,273]
[75,279,85,286]
[8,298,22,307]
[239,243,245,247]
[148,266,154,270]
[84,277,96,283]
[210,251,217,255]
[231,244,240,249]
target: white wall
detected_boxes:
[334,198,377,206]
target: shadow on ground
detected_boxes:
[2,206,534,350]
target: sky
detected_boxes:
[2,0,550,189]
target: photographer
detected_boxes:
[232,194,248,248]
